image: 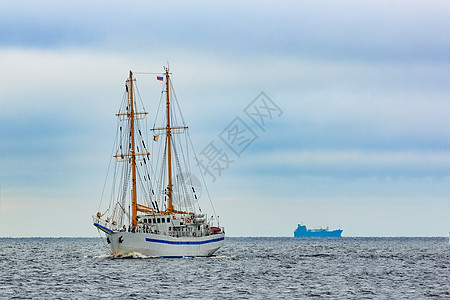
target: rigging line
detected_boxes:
[171,134,194,212]
[133,82,148,112]
[116,201,128,221]
[152,88,165,129]
[115,106,132,224]
[118,89,128,117]
[105,89,129,215]
[152,125,165,194]
[142,160,154,202]
[169,124,195,208]
[156,137,168,208]
[110,144,122,214]
[180,129,193,187]
[133,72,164,75]
[168,81,183,130]
[142,107,151,150]
[111,159,120,220]
[183,132,199,205]
[146,155,157,198]
[171,136,186,208]
[117,199,131,227]
[187,130,217,217]
[166,78,195,210]
[175,128,192,188]
[169,79,187,126]
[97,229,112,254]
[131,110,155,208]
[135,166,151,206]
[150,139,160,194]
[119,163,132,216]
[99,116,122,212]
[114,158,127,224]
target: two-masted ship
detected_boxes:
[93,68,224,257]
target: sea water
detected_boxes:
[0,237,449,299]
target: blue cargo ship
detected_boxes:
[294,224,342,238]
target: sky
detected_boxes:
[1,0,450,237]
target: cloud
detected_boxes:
[249,150,450,178]
[1,0,449,62]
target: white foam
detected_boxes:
[92,253,114,258]
[114,251,158,259]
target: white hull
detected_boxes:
[105,231,225,257]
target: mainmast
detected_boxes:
[128,71,138,227]
[150,67,188,214]
[165,68,174,213]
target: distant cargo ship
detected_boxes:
[294,224,342,238]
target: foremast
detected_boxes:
[113,71,150,228]
[129,71,138,228]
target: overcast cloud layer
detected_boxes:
[1,0,450,237]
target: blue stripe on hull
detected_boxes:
[93,223,114,233]
[145,236,224,245]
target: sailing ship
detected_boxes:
[93,68,225,257]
